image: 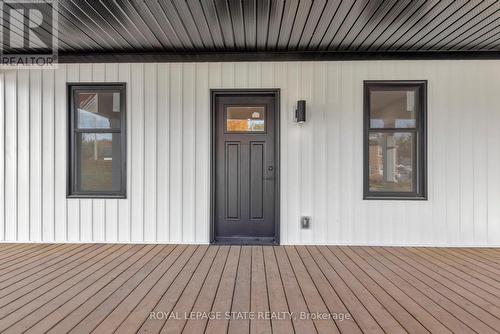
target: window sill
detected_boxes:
[67,194,126,199]
[363,195,427,201]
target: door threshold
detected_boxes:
[212,237,278,245]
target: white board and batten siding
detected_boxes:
[0,60,499,246]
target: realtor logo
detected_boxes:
[0,0,58,67]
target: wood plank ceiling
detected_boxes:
[3,0,500,62]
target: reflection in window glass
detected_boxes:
[369,132,414,192]
[78,133,121,192]
[370,90,417,128]
[226,106,265,132]
[77,92,121,129]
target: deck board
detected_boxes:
[408,248,500,298]
[85,245,187,334]
[274,246,316,334]
[0,244,498,334]
[8,245,160,334]
[368,247,500,331]
[249,246,272,334]
[227,246,251,334]
[162,246,219,334]
[182,246,230,333]
[285,246,339,334]
[334,246,453,334]
[204,245,239,333]
[113,245,198,333]
[312,246,385,333]
[31,245,175,334]
[0,244,95,285]
[262,246,294,334]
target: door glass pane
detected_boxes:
[226,106,265,132]
[370,89,418,128]
[77,91,121,129]
[78,133,121,192]
[369,132,414,192]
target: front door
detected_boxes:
[212,90,279,244]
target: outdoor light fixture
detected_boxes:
[295,100,306,123]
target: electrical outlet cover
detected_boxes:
[301,216,311,229]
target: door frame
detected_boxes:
[210,89,281,245]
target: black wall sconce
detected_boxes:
[295,100,306,124]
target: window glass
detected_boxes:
[370,89,417,128]
[77,91,121,129]
[226,106,265,132]
[368,132,414,192]
[364,81,426,199]
[78,133,122,192]
[69,84,126,197]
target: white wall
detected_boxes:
[1,61,499,246]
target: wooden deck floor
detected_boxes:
[0,244,499,333]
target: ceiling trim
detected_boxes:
[58,51,500,63]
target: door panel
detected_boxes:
[213,92,278,244]
[250,141,264,220]
[225,142,240,219]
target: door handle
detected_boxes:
[265,166,275,181]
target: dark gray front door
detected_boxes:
[213,91,278,244]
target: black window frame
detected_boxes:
[67,83,127,198]
[363,80,427,200]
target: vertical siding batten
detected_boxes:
[312,63,327,243]
[235,62,249,88]
[247,62,261,87]
[41,69,55,241]
[54,65,67,241]
[66,64,80,242]
[5,70,17,241]
[130,64,145,242]
[287,63,301,243]
[300,62,314,243]
[169,64,183,242]
[339,63,353,243]
[208,63,222,242]
[487,62,500,244]
[144,63,158,241]
[17,70,30,241]
[157,63,170,242]
[195,63,209,243]
[274,63,288,243]
[449,61,463,244]
[326,62,341,243]
[182,64,196,242]
[460,63,475,245]
[473,61,488,244]
[430,61,447,244]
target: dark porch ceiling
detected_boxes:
[3,0,500,62]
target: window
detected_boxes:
[68,84,126,198]
[364,81,427,199]
[226,106,266,132]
